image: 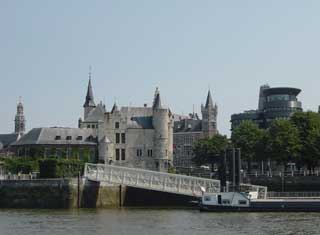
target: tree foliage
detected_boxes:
[267,119,301,166]
[291,111,320,170]
[192,134,229,167]
[231,121,266,172]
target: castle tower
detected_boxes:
[14,97,26,135]
[83,70,96,120]
[201,90,218,138]
[152,88,172,171]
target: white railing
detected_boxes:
[268,191,320,198]
[84,163,220,197]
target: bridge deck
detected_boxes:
[84,163,220,197]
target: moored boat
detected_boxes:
[200,191,320,212]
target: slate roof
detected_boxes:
[128,116,154,129]
[152,88,162,109]
[11,127,97,146]
[83,79,96,107]
[0,133,19,149]
[84,103,105,122]
[205,90,214,108]
[174,119,202,133]
[111,103,119,113]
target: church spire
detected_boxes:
[15,97,26,134]
[205,90,214,109]
[152,87,162,109]
[111,102,119,113]
[83,67,96,108]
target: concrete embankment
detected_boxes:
[0,179,198,209]
[249,176,320,192]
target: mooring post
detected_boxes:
[119,184,122,208]
[77,171,80,208]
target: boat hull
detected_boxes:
[200,200,320,212]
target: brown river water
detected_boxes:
[0,208,319,235]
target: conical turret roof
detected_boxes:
[205,90,214,108]
[111,102,119,113]
[152,87,162,109]
[83,79,96,107]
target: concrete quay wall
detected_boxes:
[0,179,198,209]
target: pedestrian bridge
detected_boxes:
[84,163,220,197]
[84,163,267,198]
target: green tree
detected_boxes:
[231,120,266,173]
[267,119,301,169]
[291,111,320,170]
[192,134,229,170]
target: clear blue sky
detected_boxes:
[1,0,320,136]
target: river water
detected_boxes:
[0,209,319,235]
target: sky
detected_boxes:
[1,0,320,136]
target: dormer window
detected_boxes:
[55,136,61,140]
[66,136,72,140]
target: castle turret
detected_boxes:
[152,88,172,171]
[201,90,218,138]
[14,97,26,135]
[83,72,96,119]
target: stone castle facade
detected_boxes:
[173,90,218,167]
[79,79,173,171]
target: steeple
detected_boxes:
[111,102,119,113]
[83,77,96,108]
[201,90,218,137]
[15,97,26,134]
[205,90,214,109]
[83,67,96,120]
[152,87,162,109]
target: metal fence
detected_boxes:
[267,191,320,198]
[84,163,221,197]
[0,173,36,180]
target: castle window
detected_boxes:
[55,136,61,140]
[116,149,120,160]
[91,125,95,129]
[76,136,83,141]
[115,122,120,129]
[66,136,72,140]
[121,149,126,160]
[136,149,142,157]
[121,133,126,144]
[116,133,120,144]
[147,149,153,157]
[87,125,90,128]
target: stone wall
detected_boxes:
[250,176,320,192]
[0,179,198,209]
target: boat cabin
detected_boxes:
[201,192,258,207]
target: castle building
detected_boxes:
[231,85,303,130]
[173,90,218,168]
[79,79,173,171]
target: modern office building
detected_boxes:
[231,84,303,130]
